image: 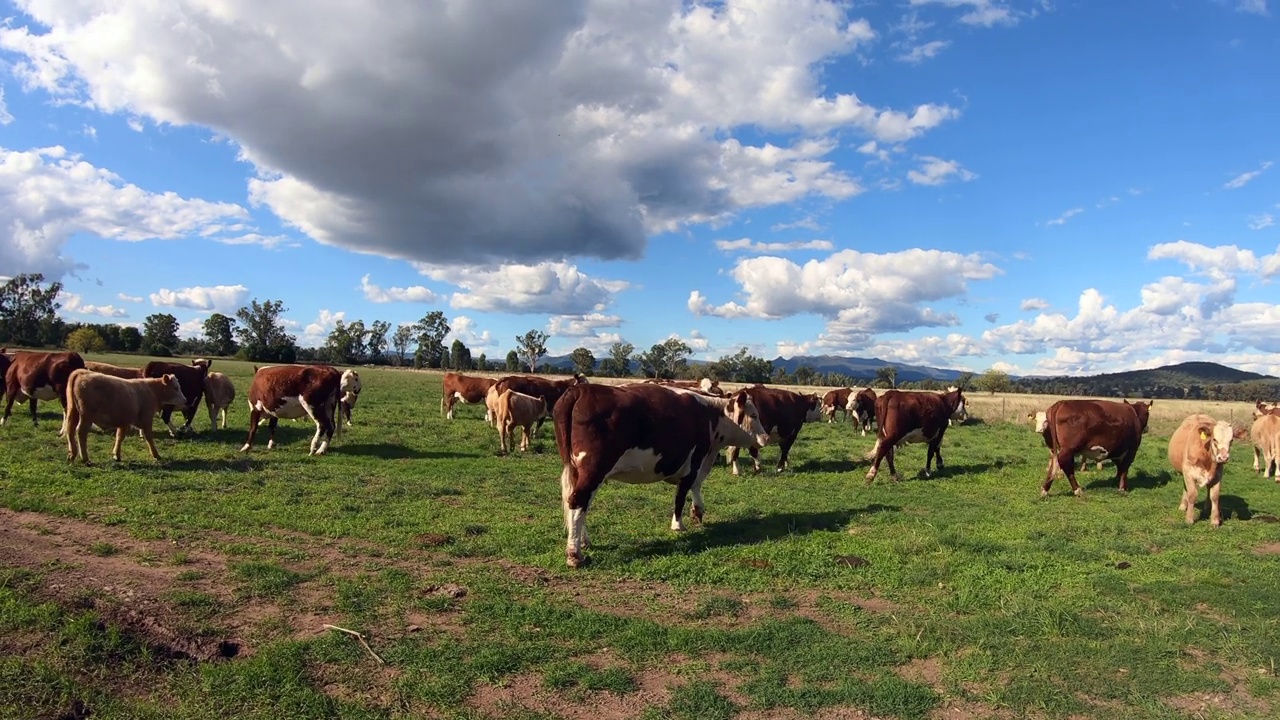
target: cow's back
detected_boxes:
[1047,399,1139,450]
[70,369,146,427]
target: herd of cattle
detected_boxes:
[3,349,1279,567]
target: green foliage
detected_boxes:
[569,347,596,376]
[449,338,472,370]
[975,368,1012,394]
[365,319,390,363]
[201,313,238,357]
[505,349,520,372]
[142,313,180,354]
[874,366,897,389]
[516,329,549,372]
[390,323,414,366]
[234,299,298,362]
[65,327,107,353]
[639,337,691,379]
[707,347,772,383]
[0,273,64,347]
[600,340,635,377]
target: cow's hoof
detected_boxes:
[1039,489,1049,499]
[566,553,584,568]
[691,507,704,524]
[239,444,251,453]
[1072,489,1084,497]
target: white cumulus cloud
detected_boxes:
[360,275,440,304]
[149,285,250,313]
[60,291,128,318]
[906,156,976,186]
[1020,297,1050,311]
[416,261,630,315]
[715,238,834,253]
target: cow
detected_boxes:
[240,364,344,455]
[63,368,187,465]
[1250,412,1280,481]
[1253,401,1280,419]
[141,358,211,436]
[83,360,144,380]
[0,349,10,405]
[864,388,967,484]
[851,388,877,436]
[488,373,588,434]
[1168,414,1246,527]
[1029,410,1104,473]
[643,378,725,396]
[440,372,497,421]
[725,385,822,475]
[203,371,236,430]
[2,350,86,433]
[338,369,362,427]
[1038,399,1153,497]
[494,389,549,453]
[946,386,969,426]
[553,383,770,567]
[821,387,854,423]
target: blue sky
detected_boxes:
[1,0,1278,375]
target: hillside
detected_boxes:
[1082,361,1273,386]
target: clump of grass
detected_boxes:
[688,595,745,620]
[229,561,308,599]
[88,543,117,557]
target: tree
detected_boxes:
[449,338,472,370]
[346,319,368,364]
[367,320,390,363]
[874,366,898,389]
[119,325,143,352]
[324,320,357,364]
[708,348,771,384]
[414,311,450,369]
[975,368,1012,395]
[599,341,635,377]
[570,347,596,376]
[234,298,298,362]
[391,323,415,366]
[639,337,691,379]
[505,350,520,372]
[202,313,238,356]
[0,273,63,347]
[65,327,107,353]
[954,371,975,391]
[477,352,488,371]
[516,329,549,373]
[142,313,180,354]
[793,365,818,385]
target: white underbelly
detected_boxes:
[1081,445,1110,461]
[27,385,59,401]
[898,428,933,445]
[605,447,693,485]
[257,396,310,420]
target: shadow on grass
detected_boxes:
[1084,469,1171,492]
[1216,494,1253,522]
[338,443,471,460]
[619,505,901,561]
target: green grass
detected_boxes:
[1,353,1279,718]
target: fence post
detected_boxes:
[1002,397,1006,421]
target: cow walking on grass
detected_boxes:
[864,387,966,484]
[494,389,549,454]
[1038,399,1152,497]
[203,371,236,430]
[64,368,187,465]
[1168,414,1246,527]
[1250,412,1280,481]
[2,350,85,435]
[241,365,344,455]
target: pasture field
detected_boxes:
[2,354,1279,720]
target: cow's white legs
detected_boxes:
[561,466,588,567]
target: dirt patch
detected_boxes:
[1163,690,1267,717]
[469,670,672,720]
[930,699,1018,720]
[895,656,942,688]
[1252,542,1280,556]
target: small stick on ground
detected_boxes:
[323,623,385,665]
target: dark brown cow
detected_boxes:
[240,364,343,455]
[1039,399,1153,497]
[821,387,853,423]
[440,372,497,421]
[726,385,822,475]
[490,373,588,435]
[864,388,967,484]
[0,349,12,400]
[142,358,211,436]
[2,350,85,432]
[553,383,770,567]
[852,388,877,436]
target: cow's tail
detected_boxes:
[863,438,881,461]
[554,390,579,509]
[62,371,81,444]
[332,379,344,441]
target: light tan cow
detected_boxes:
[1250,413,1280,481]
[203,371,236,429]
[494,389,549,453]
[64,368,187,465]
[83,361,144,379]
[1167,413,1246,527]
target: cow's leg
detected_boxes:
[1115,455,1133,493]
[0,386,15,426]
[886,444,900,482]
[1208,479,1222,527]
[267,417,280,450]
[689,471,709,525]
[77,421,93,466]
[206,398,217,432]
[141,425,161,460]
[727,446,742,476]
[671,472,698,532]
[864,439,885,484]
[27,397,38,427]
[1181,474,1198,524]
[240,407,263,452]
[776,432,798,472]
[1255,445,1263,475]
[561,464,598,568]
[521,425,532,452]
[1047,449,1081,496]
[111,427,127,462]
[160,406,179,438]
[444,394,455,421]
[748,445,761,474]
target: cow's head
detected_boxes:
[340,369,363,409]
[571,372,588,385]
[1125,399,1153,433]
[803,393,823,423]
[159,374,188,408]
[1196,419,1241,465]
[725,389,770,447]
[699,377,725,396]
[944,387,967,425]
[1255,401,1280,420]
[1029,410,1049,433]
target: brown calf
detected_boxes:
[2,350,86,432]
[441,372,496,421]
[489,373,588,434]
[203,371,236,429]
[1168,413,1246,527]
[142,358,211,435]
[725,385,820,475]
[1039,399,1152,497]
[864,388,966,484]
[1250,413,1280,481]
[495,389,549,453]
[240,364,343,455]
[64,368,187,465]
[821,387,853,423]
[851,388,877,436]
[83,360,144,379]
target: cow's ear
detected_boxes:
[1233,425,1248,440]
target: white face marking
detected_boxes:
[1033,411,1048,433]
[572,451,588,466]
[1210,421,1235,464]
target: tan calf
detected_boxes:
[83,361,144,379]
[495,389,549,453]
[1167,413,1246,527]
[204,371,236,429]
[64,368,187,465]
[1250,413,1280,481]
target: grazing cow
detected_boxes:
[494,389,549,453]
[440,372,497,421]
[83,360,144,380]
[864,388,967,484]
[643,378,726,396]
[141,359,211,436]
[240,364,344,455]
[726,385,822,475]
[1168,414,1246,527]
[488,373,588,433]
[1251,413,1280,481]
[64,368,187,465]
[554,383,770,567]
[338,369,362,427]
[2,350,86,432]
[851,388,877,436]
[1038,399,1152,497]
[203,371,236,430]
[821,387,854,423]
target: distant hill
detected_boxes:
[1056,361,1273,386]
[767,354,965,382]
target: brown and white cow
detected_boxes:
[851,388,877,436]
[864,388,966,484]
[142,358,211,436]
[240,364,344,455]
[440,372,497,421]
[203,371,236,430]
[2,350,86,432]
[494,389,549,453]
[1038,399,1152,497]
[338,369,362,427]
[1250,412,1280,481]
[643,377,726,396]
[1168,413,1246,527]
[1253,401,1280,419]
[64,368,187,465]
[1029,410,1103,473]
[489,373,588,434]
[725,385,821,475]
[554,383,770,567]
[821,387,854,423]
[83,360,144,380]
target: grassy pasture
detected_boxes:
[1,354,1279,719]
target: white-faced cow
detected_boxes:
[338,369,362,427]
[725,385,821,475]
[821,387,854,423]
[142,358,211,436]
[1250,412,1280,481]
[64,368,187,465]
[553,383,769,568]
[2,350,86,433]
[1038,399,1152,497]
[864,388,966,484]
[851,388,877,436]
[1168,413,1246,527]
[440,372,497,421]
[240,364,344,455]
